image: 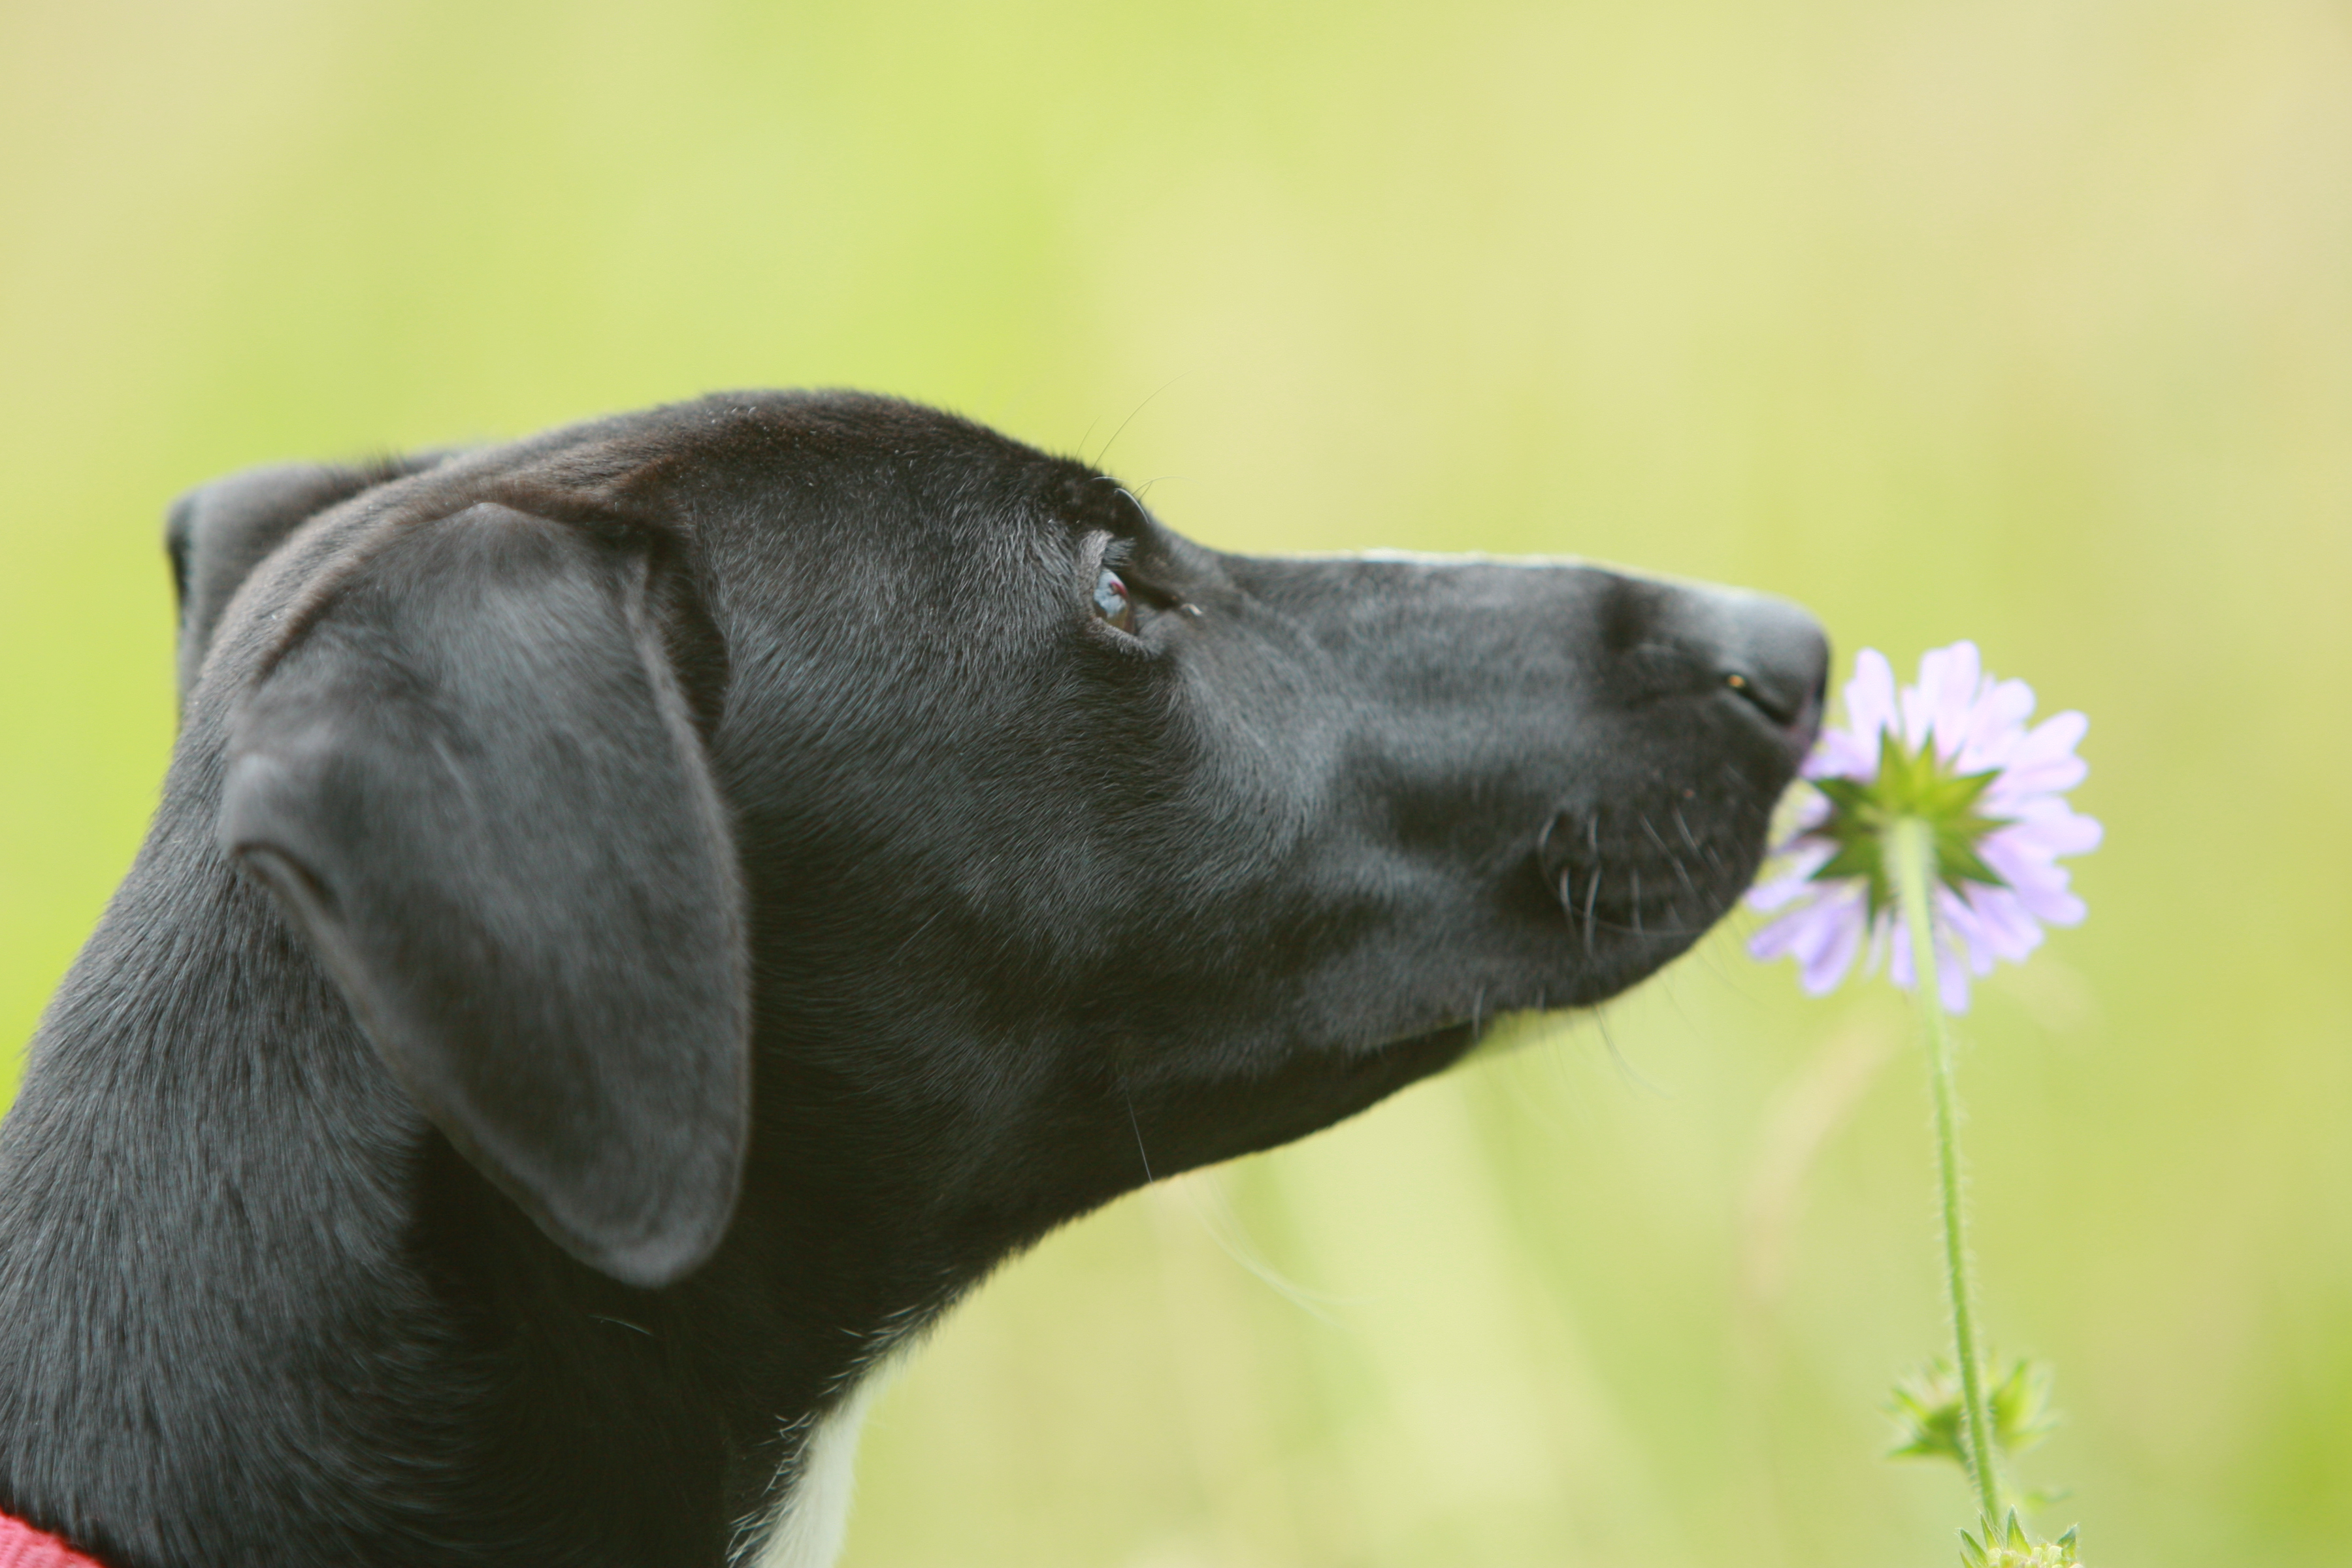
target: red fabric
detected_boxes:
[0,1511,105,1568]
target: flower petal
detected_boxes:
[1958,883,2044,964]
[1784,789,1833,836]
[1904,641,1982,759]
[1844,648,1899,748]
[1746,842,1836,910]
[1986,710,2089,804]
[1800,919,1866,995]
[1937,887,2001,974]
[1955,677,2036,774]
[1936,940,1973,1013]
[1793,885,1868,994]
[1862,906,1892,979]
[1991,801,2103,858]
[1805,729,1877,781]
[1750,895,1824,960]
[1980,837,2087,925]
[1887,911,1916,987]
[1747,890,1817,957]
[1887,902,1976,1012]
[1748,879,1870,996]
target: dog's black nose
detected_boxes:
[1652,582,1830,733]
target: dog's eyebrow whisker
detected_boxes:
[1088,372,1192,468]
[587,1315,653,1337]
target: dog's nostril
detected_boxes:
[1700,593,1828,732]
[1723,667,1804,727]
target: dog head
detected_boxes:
[178,391,1824,1297]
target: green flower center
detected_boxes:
[1808,730,2009,917]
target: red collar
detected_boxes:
[0,1511,105,1568]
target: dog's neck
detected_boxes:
[739,1371,892,1568]
[0,817,945,1568]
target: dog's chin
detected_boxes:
[1375,1020,1484,1063]
[1373,900,1751,1051]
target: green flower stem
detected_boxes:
[1887,814,2005,1525]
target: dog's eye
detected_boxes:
[1092,568,1136,634]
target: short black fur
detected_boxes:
[0,391,1825,1566]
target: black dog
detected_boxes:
[0,391,1823,1567]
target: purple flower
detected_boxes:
[1746,642,2100,1013]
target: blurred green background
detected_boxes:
[4,1,2347,1563]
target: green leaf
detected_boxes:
[1887,1355,2061,1469]
[1989,1358,2061,1456]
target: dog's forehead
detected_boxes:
[644,394,1096,522]
[608,397,1136,608]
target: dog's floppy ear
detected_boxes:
[167,455,453,706]
[218,502,749,1288]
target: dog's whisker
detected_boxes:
[1582,860,1603,957]
[1673,804,1703,856]
[1644,815,1704,904]
[1593,1007,1674,1099]
[1576,912,1722,939]
[587,1314,653,1337]
[1122,1088,1156,1184]
[1639,813,1671,858]
[1170,1174,1358,1325]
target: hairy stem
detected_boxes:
[1887,815,2004,1525]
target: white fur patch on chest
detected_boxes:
[738,1371,887,1568]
